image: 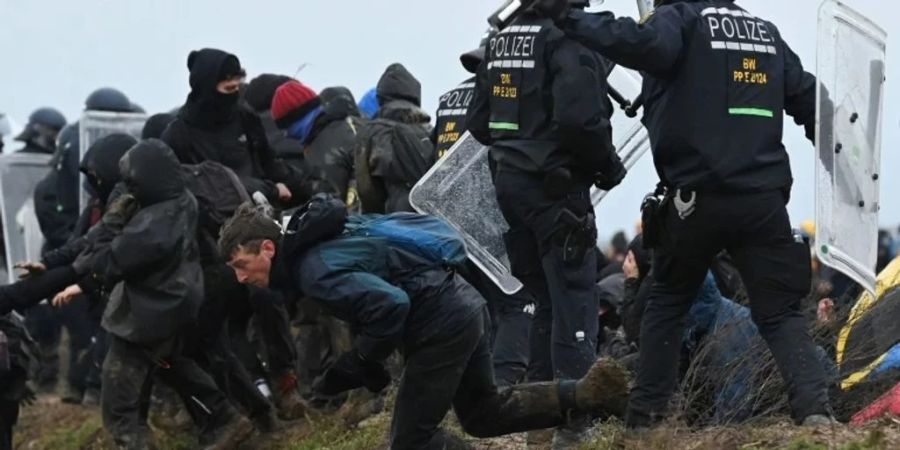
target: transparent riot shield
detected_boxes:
[79,111,146,210]
[410,66,651,294]
[815,0,886,295]
[0,153,52,283]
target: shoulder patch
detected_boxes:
[640,10,655,25]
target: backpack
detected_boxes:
[345,213,467,269]
[355,119,436,213]
[181,160,251,235]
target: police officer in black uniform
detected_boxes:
[433,34,486,160]
[433,33,537,386]
[467,0,626,412]
[559,0,832,429]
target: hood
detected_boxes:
[320,86,360,120]
[281,194,348,262]
[119,139,185,206]
[181,48,245,129]
[141,113,175,140]
[628,234,651,280]
[376,63,422,106]
[308,86,361,141]
[358,88,380,119]
[81,133,138,203]
[245,73,293,113]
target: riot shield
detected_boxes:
[79,111,146,209]
[410,66,651,294]
[0,153,52,283]
[815,0,886,295]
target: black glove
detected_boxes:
[593,155,627,191]
[313,349,391,396]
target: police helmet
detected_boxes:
[460,29,493,74]
[85,87,132,112]
[15,107,67,143]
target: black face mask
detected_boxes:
[181,49,244,130]
[182,89,240,130]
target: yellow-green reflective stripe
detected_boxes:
[489,122,520,131]
[729,107,774,118]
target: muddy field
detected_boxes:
[13,393,900,450]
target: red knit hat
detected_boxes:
[271,80,321,130]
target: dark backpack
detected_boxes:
[355,119,436,213]
[181,161,251,235]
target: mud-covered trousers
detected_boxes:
[391,279,578,449]
[102,334,237,448]
[627,190,832,427]
[493,169,599,381]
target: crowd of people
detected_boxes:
[0,0,897,449]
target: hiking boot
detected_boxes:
[575,358,630,417]
[81,387,101,408]
[802,414,837,427]
[274,371,310,420]
[202,415,253,450]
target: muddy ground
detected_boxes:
[13,393,900,450]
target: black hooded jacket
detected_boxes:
[40,134,136,269]
[355,64,436,214]
[304,87,365,202]
[89,140,203,344]
[373,64,431,126]
[162,49,294,203]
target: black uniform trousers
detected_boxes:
[459,260,533,386]
[493,169,599,381]
[627,189,831,426]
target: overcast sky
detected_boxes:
[0,0,896,240]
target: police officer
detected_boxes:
[559,0,832,429]
[433,33,487,159]
[14,108,67,154]
[434,33,537,386]
[467,0,626,443]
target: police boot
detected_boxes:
[551,415,591,450]
[273,370,310,420]
[81,387,101,408]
